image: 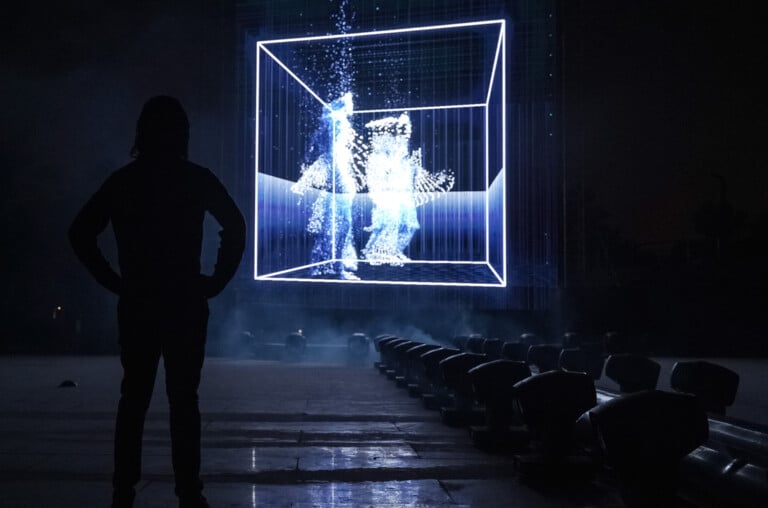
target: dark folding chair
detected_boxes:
[513,370,598,485]
[481,338,504,359]
[501,341,529,362]
[559,346,604,380]
[583,389,708,507]
[418,347,461,409]
[671,360,739,415]
[403,343,441,396]
[439,352,489,426]
[465,336,486,354]
[469,359,532,449]
[527,344,561,373]
[604,353,661,393]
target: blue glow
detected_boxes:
[292,105,454,274]
[291,93,361,280]
[362,113,454,266]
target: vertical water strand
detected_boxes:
[456,108,462,259]
[432,112,438,259]
[332,0,352,267]
[299,45,316,267]
[436,107,443,259]
[283,68,289,260]
[286,70,293,266]
[445,107,454,261]
[263,56,272,272]
[484,93,489,267]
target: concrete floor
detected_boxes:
[0,355,629,508]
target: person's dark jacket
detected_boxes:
[69,156,246,299]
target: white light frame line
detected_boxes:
[258,42,330,109]
[485,20,505,105]
[260,260,341,279]
[254,19,508,285]
[255,260,502,286]
[484,104,490,266]
[258,19,506,46]
[254,44,261,279]
[254,43,331,278]
[487,262,505,286]
[348,259,488,265]
[258,259,490,279]
[501,21,508,284]
[483,22,505,277]
[485,22,507,283]
[256,276,505,288]
[352,103,486,115]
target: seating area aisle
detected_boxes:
[0,356,625,507]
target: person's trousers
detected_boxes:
[112,296,209,498]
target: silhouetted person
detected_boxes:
[69,96,246,508]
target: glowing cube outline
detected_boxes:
[254,19,506,287]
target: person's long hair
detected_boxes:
[130,95,189,159]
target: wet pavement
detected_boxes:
[0,355,628,507]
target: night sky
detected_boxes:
[0,1,765,351]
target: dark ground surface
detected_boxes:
[1,354,764,507]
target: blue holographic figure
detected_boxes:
[362,114,419,265]
[292,93,361,279]
[362,113,456,266]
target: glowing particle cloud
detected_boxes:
[254,19,507,287]
[362,113,454,267]
[291,93,362,280]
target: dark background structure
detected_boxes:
[1,0,765,356]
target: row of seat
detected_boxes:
[443,333,741,416]
[372,333,748,508]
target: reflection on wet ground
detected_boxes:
[0,356,625,507]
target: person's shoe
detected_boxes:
[179,493,210,508]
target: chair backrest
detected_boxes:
[560,347,604,380]
[391,340,419,369]
[604,353,660,393]
[586,389,708,469]
[373,334,397,352]
[501,342,528,362]
[439,353,489,399]
[585,389,709,507]
[379,337,408,352]
[514,370,597,427]
[405,344,441,381]
[406,343,441,364]
[513,370,597,456]
[670,360,739,415]
[481,338,504,359]
[465,336,486,354]
[469,359,531,404]
[420,348,461,383]
[527,344,562,372]
[450,335,470,351]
